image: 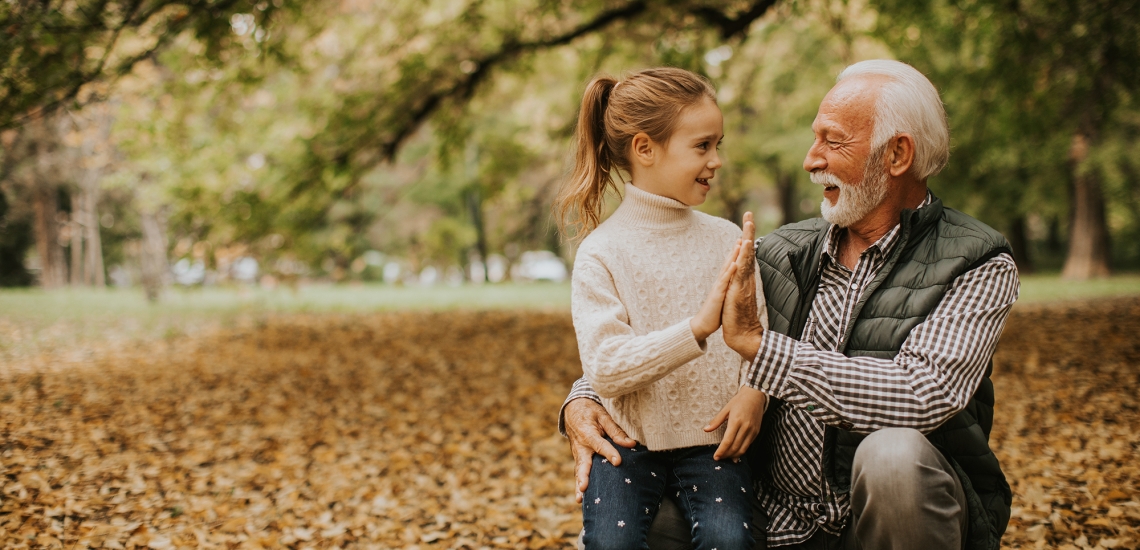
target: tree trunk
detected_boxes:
[716,169,746,227]
[1061,132,1111,279]
[1007,216,1034,274]
[1046,215,1062,256]
[82,179,105,286]
[32,185,66,288]
[140,209,168,302]
[70,210,84,285]
[774,167,797,227]
[76,103,110,287]
[465,187,488,283]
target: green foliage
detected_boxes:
[872,0,1140,268]
[0,0,285,128]
[4,0,1138,286]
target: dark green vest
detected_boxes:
[753,193,1012,550]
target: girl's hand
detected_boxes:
[704,385,767,460]
[689,241,741,345]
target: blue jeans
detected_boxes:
[582,438,755,550]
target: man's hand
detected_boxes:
[722,212,765,359]
[704,385,767,460]
[564,398,637,503]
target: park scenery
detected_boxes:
[1,0,1139,549]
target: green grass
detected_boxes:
[0,282,571,320]
[0,283,570,361]
[1,275,1138,362]
[1016,273,1140,303]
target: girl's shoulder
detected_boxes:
[691,210,744,241]
[574,222,623,263]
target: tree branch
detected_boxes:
[365,0,779,164]
[374,1,650,162]
[692,0,779,40]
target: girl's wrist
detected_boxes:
[689,317,710,343]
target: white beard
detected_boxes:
[811,151,890,228]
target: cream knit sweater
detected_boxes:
[572,183,766,451]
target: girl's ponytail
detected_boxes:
[555,76,619,238]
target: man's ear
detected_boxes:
[888,133,916,177]
[630,132,655,167]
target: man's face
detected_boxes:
[803,77,891,227]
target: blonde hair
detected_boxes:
[555,67,717,237]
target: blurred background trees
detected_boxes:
[1,0,1137,296]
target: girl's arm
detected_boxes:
[573,248,737,399]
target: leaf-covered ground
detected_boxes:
[0,299,1137,549]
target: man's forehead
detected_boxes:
[814,76,884,135]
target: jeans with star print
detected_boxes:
[582,437,756,550]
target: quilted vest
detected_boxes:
[753,193,1012,550]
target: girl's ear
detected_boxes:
[630,132,655,167]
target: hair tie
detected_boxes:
[612,80,621,91]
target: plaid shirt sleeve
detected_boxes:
[747,253,1020,434]
[558,376,601,436]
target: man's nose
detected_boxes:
[804,142,826,172]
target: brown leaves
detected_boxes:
[991,297,1140,548]
[1,311,583,548]
[0,299,1137,548]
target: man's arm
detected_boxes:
[558,378,636,503]
[745,254,1020,434]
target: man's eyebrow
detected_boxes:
[815,122,847,138]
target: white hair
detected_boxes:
[837,60,950,181]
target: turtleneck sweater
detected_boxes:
[571,183,767,450]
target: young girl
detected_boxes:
[556,68,767,550]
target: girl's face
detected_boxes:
[630,99,724,206]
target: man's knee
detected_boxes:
[849,428,967,549]
[852,427,966,518]
[853,428,936,488]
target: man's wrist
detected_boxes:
[727,330,764,359]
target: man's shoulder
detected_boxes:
[771,217,830,237]
[937,206,1010,248]
[758,218,829,254]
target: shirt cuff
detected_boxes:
[746,330,798,397]
[557,377,602,436]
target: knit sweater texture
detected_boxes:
[572,183,766,451]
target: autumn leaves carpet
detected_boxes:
[1,301,1138,549]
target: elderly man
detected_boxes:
[561,59,1018,550]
